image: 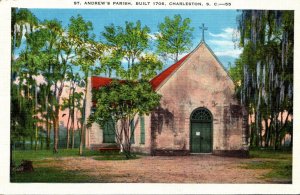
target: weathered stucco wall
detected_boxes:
[85,42,248,156]
[151,43,247,155]
[85,77,107,148]
[130,115,152,154]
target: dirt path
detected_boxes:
[40,155,270,183]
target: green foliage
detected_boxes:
[242,149,292,183]
[136,53,163,80]
[92,80,161,124]
[11,9,178,161]
[243,160,292,183]
[156,14,194,62]
[228,60,243,87]
[250,149,292,159]
[12,149,98,164]
[11,84,36,142]
[102,21,150,63]
[67,15,104,155]
[11,166,95,183]
[94,20,163,158]
[90,80,161,158]
[61,91,83,111]
[101,20,160,80]
[235,10,294,149]
[12,8,38,49]
[11,9,98,153]
[69,14,94,42]
[11,149,140,182]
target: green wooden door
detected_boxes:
[190,108,212,153]
[191,123,201,153]
[191,122,212,153]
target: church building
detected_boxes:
[84,35,249,157]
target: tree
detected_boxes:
[69,15,104,155]
[11,8,38,59]
[11,11,105,154]
[88,21,163,157]
[37,83,53,150]
[156,14,194,62]
[46,21,64,153]
[230,10,293,149]
[37,19,74,153]
[101,20,163,81]
[11,84,35,149]
[34,16,98,153]
[89,80,161,159]
[101,20,150,80]
[11,9,39,148]
[12,10,47,151]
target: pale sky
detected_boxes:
[28,9,242,69]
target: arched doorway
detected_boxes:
[190,107,213,153]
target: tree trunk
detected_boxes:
[259,119,263,147]
[53,111,59,153]
[52,80,65,153]
[121,117,132,159]
[66,113,71,149]
[40,134,44,150]
[79,124,85,155]
[39,135,42,150]
[267,117,274,148]
[71,113,75,149]
[66,84,73,149]
[71,86,75,149]
[35,125,38,151]
[254,112,260,147]
[264,118,269,148]
[34,86,38,151]
[30,136,33,150]
[290,120,293,148]
[79,78,88,156]
[274,116,279,150]
[46,120,51,150]
[45,92,50,150]
[78,113,85,155]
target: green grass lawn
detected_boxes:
[11,148,136,182]
[242,149,292,183]
[11,148,293,183]
[12,149,101,165]
[11,164,96,183]
[249,149,292,160]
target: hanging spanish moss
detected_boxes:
[231,10,294,149]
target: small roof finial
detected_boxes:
[200,23,208,42]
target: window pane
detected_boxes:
[103,119,115,143]
[130,119,135,144]
[140,116,145,144]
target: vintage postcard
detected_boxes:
[0,0,299,194]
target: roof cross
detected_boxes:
[200,23,208,42]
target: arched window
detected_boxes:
[191,108,212,122]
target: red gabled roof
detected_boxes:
[91,76,113,89]
[91,54,191,90]
[150,54,190,90]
